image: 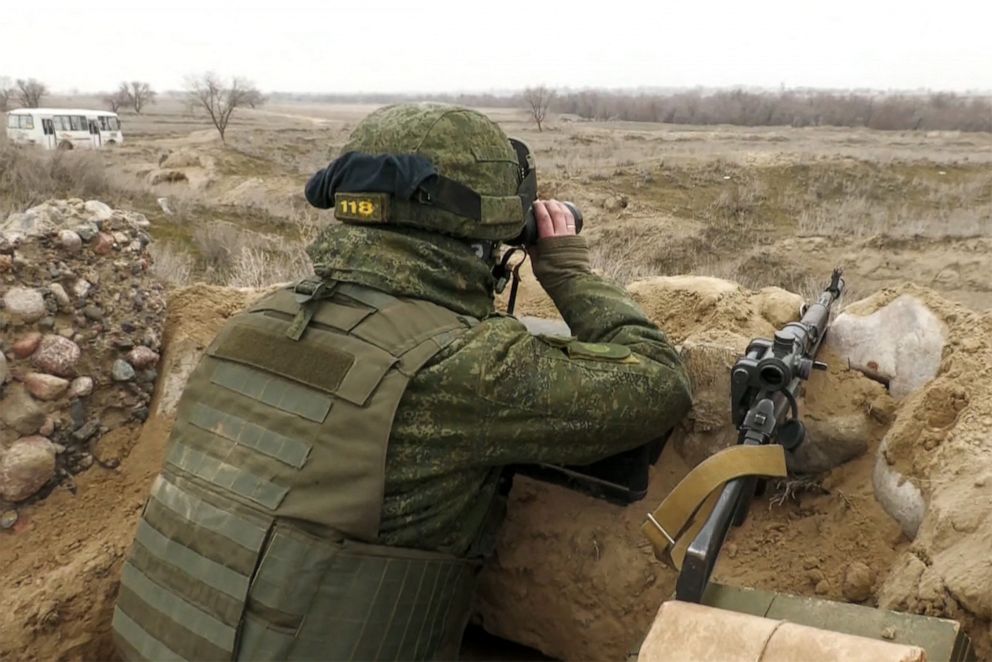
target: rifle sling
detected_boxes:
[641,445,787,569]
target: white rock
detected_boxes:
[0,352,8,384]
[72,278,92,299]
[84,200,113,221]
[69,376,94,398]
[59,229,82,252]
[0,436,57,501]
[49,283,71,308]
[157,198,174,216]
[129,213,151,229]
[0,207,58,237]
[3,287,47,322]
[873,444,926,539]
[828,295,946,399]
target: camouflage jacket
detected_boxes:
[308,224,691,555]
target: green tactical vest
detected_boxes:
[113,280,483,662]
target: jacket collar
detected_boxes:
[307,223,497,319]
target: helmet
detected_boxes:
[307,103,535,241]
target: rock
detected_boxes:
[112,231,130,245]
[0,254,12,272]
[842,562,875,602]
[3,287,47,322]
[74,223,99,242]
[127,212,151,229]
[24,373,70,401]
[787,414,870,474]
[84,200,113,221]
[49,283,71,308]
[72,278,92,299]
[12,331,43,358]
[873,449,926,539]
[72,420,100,443]
[112,359,136,382]
[31,335,81,377]
[68,376,94,398]
[127,346,160,369]
[0,352,8,384]
[828,295,946,398]
[0,207,58,237]
[39,416,55,437]
[157,197,174,215]
[0,384,47,434]
[0,510,17,529]
[92,233,115,255]
[0,436,56,501]
[815,579,831,595]
[83,305,104,321]
[59,230,82,253]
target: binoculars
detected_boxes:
[510,202,584,246]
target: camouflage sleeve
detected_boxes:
[393,239,690,468]
[530,235,684,370]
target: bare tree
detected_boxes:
[104,83,130,113]
[523,85,555,132]
[0,76,12,112]
[244,88,267,109]
[15,78,48,108]
[125,81,156,114]
[185,73,259,143]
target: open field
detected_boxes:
[11,94,988,310]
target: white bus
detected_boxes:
[5,108,124,150]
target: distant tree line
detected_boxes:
[271,88,992,133]
[552,89,992,132]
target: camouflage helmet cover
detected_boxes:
[341,103,528,241]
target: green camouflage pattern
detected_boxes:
[341,103,525,240]
[308,223,497,319]
[309,224,692,554]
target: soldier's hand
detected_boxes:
[533,200,578,239]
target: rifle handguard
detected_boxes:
[641,445,788,569]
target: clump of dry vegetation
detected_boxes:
[0,138,110,217]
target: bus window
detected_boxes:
[69,115,84,131]
[55,116,70,130]
[108,117,120,131]
[21,115,34,129]
[99,117,108,131]
[7,115,18,129]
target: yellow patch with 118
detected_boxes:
[334,193,389,223]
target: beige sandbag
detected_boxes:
[638,601,926,662]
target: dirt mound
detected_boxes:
[0,284,257,661]
[831,286,992,658]
[0,199,166,514]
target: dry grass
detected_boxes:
[0,139,111,217]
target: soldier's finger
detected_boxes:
[548,200,570,235]
[533,200,555,239]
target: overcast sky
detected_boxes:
[2,0,989,94]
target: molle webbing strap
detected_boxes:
[641,445,787,569]
[236,528,481,661]
[417,174,482,221]
[114,475,272,662]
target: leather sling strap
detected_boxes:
[641,445,788,569]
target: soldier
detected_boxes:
[112,103,691,661]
